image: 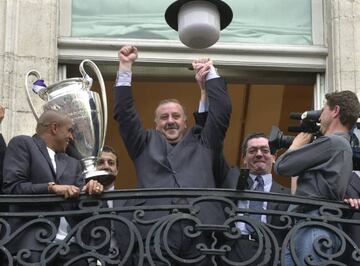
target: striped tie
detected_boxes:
[246,175,264,233]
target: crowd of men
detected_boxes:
[0,44,360,265]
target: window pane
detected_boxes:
[71,0,312,45]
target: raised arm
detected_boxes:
[195,60,232,149]
[113,45,148,160]
[193,58,209,112]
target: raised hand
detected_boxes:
[118,45,138,72]
[192,58,213,92]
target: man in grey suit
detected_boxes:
[221,132,290,265]
[2,110,104,265]
[113,45,231,265]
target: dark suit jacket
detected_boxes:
[113,77,231,237]
[193,111,230,188]
[224,166,290,243]
[2,134,83,252]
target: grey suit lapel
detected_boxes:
[33,135,56,178]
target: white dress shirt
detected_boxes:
[236,173,272,235]
[47,147,73,242]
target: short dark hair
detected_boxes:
[102,145,119,168]
[241,132,268,157]
[325,90,360,130]
[154,98,187,122]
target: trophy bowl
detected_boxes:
[25,60,115,185]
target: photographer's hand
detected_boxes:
[344,198,360,209]
[289,132,312,150]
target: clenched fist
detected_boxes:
[118,45,138,72]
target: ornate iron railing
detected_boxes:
[0,188,359,265]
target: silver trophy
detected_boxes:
[25,60,114,184]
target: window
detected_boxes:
[71,0,313,45]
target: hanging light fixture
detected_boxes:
[165,0,233,49]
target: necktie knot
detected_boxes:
[247,176,265,190]
[254,175,264,191]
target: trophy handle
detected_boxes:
[25,70,42,121]
[79,60,108,152]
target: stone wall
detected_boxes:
[0,0,58,141]
[325,0,360,97]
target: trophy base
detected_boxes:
[83,170,116,187]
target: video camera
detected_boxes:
[288,110,322,135]
[268,110,322,154]
[268,110,360,170]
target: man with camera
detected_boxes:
[274,90,360,265]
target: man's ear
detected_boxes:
[50,123,57,135]
[271,153,276,164]
[155,120,160,130]
[333,105,341,118]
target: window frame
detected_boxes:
[58,0,326,107]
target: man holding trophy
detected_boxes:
[113,45,232,265]
[2,110,104,265]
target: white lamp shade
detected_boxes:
[178,1,220,49]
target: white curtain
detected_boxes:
[71,0,312,45]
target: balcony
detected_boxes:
[0,188,359,265]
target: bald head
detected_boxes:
[36,110,71,135]
[36,110,74,153]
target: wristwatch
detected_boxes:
[48,182,56,192]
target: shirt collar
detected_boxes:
[249,173,272,187]
[47,147,56,159]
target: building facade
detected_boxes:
[1,0,360,187]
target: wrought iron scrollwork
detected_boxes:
[0,189,359,265]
